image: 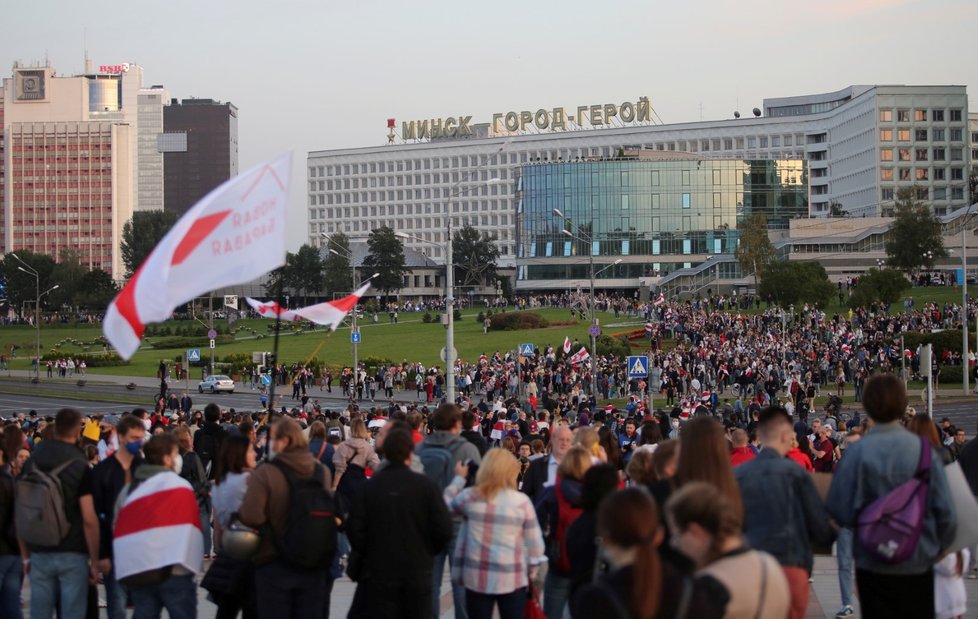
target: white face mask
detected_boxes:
[172,454,183,475]
[672,420,681,430]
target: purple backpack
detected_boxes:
[856,437,931,564]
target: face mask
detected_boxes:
[125,441,142,456]
[672,421,681,430]
[172,454,183,475]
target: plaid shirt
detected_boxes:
[445,478,547,594]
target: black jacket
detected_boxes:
[565,510,599,598]
[957,437,978,495]
[571,563,724,619]
[460,430,488,456]
[734,448,835,569]
[520,455,550,504]
[24,440,91,554]
[193,422,228,480]
[348,462,452,586]
[92,454,142,560]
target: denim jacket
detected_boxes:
[734,448,835,569]
[826,422,956,574]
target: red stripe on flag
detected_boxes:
[114,487,201,538]
[114,262,147,340]
[329,291,360,314]
[241,164,286,201]
[171,211,231,266]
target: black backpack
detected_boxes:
[270,460,338,570]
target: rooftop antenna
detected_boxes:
[83,28,92,74]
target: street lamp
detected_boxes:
[876,258,885,269]
[321,232,378,386]
[11,254,43,379]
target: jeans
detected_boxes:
[543,572,571,619]
[0,554,22,619]
[103,566,128,619]
[30,551,89,619]
[836,527,854,607]
[255,560,327,619]
[130,573,196,619]
[466,588,526,619]
[431,528,467,619]
[200,501,213,556]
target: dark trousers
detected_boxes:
[254,560,327,619]
[465,587,527,619]
[855,568,934,619]
[362,580,431,619]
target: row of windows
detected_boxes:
[879,128,966,142]
[880,167,966,181]
[880,186,965,201]
[880,108,964,122]
[880,147,966,162]
[309,174,507,192]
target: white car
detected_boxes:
[198,375,235,394]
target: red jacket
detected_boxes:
[730,446,756,467]
[787,447,814,472]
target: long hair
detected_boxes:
[475,448,520,500]
[667,481,744,564]
[675,416,743,520]
[907,414,943,450]
[598,488,663,618]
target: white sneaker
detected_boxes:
[835,606,854,618]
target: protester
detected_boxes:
[239,418,336,619]
[0,435,20,619]
[728,428,755,467]
[935,548,970,619]
[521,424,573,502]
[667,481,791,618]
[564,464,619,598]
[444,448,547,619]
[833,429,862,619]
[735,405,835,619]
[827,373,956,619]
[331,418,380,512]
[207,435,258,619]
[193,403,227,480]
[173,424,212,559]
[112,433,203,619]
[349,428,452,619]
[19,408,99,619]
[91,413,146,619]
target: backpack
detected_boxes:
[15,459,77,548]
[195,431,218,478]
[270,459,338,570]
[856,437,931,564]
[419,439,466,491]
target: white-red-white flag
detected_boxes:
[563,336,572,354]
[653,293,665,307]
[291,283,372,329]
[568,347,590,366]
[245,297,301,321]
[104,153,292,359]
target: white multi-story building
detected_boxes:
[308,85,971,269]
[137,85,168,212]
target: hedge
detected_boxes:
[148,335,234,350]
[489,312,550,331]
[40,351,128,367]
[902,330,976,359]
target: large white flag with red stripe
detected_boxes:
[568,347,590,366]
[104,152,292,359]
[245,282,372,329]
[113,471,203,580]
[563,336,572,354]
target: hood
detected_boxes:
[134,463,172,482]
[30,439,85,471]
[271,447,317,477]
[559,477,584,507]
[423,431,464,447]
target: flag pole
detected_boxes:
[267,268,284,417]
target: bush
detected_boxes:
[759,260,834,307]
[938,365,963,383]
[489,312,550,331]
[477,312,485,323]
[849,268,910,308]
[453,308,462,321]
[40,351,127,367]
[903,330,976,359]
[596,335,631,359]
[422,312,433,323]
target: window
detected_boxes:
[723,139,733,150]
[880,109,892,122]
[760,136,768,148]
[772,136,781,147]
[934,188,947,200]
[880,129,893,141]
[682,170,690,185]
[933,148,946,161]
[952,187,964,200]
[621,194,629,210]
[897,109,910,122]
[933,109,944,121]
[784,135,793,146]
[898,148,910,161]
[914,110,927,122]
[915,129,928,141]
[652,193,659,208]
[682,193,691,208]
[915,148,928,161]
[713,192,722,208]
[651,171,659,185]
[881,168,894,181]
[915,168,928,180]
[973,132,978,143]
[950,109,962,121]
[881,188,894,201]
[747,137,756,148]
[897,129,911,141]
[950,129,963,141]
[592,241,599,256]
[622,240,630,256]
[935,168,946,180]
[682,239,692,255]
[933,129,945,141]
[951,148,964,161]
[652,240,660,255]
[916,187,928,200]
[951,168,964,180]
[880,148,893,161]
[713,170,722,185]
[899,168,911,180]
[563,241,571,257]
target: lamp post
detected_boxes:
[10,254,53,380]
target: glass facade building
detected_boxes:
[517,156,808,287]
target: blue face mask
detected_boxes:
[125,441,142,456]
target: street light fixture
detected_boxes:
[11,254,42,379]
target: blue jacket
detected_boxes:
[734,448,835,569]
[826,422,956,574]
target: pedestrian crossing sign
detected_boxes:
[519,343,534,356]
[187,349,201,362]
[627,355,649,378]
[261,374,272,386]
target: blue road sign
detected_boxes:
[627,355,649,378]
[519,343,534,356]
[187,349,201,362]
[261,374,272,386]
[351,331,362,344]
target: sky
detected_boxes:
[3,0,976,249]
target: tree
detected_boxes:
[363,226,408,296]
[758,260,834,307]
[885,186,946,273]
[0,251,56,313]
[49,250,87,308]
[284,244,325,305]
[121,210,179,277]
[848,268,910,308]
[453,225,500,288]
[322,232,353,295]
[74,270,119,310]
[735,213,776,289]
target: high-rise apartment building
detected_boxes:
[137,85,168,211]
[162,98,238,215]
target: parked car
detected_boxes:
[198,374,234,394]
